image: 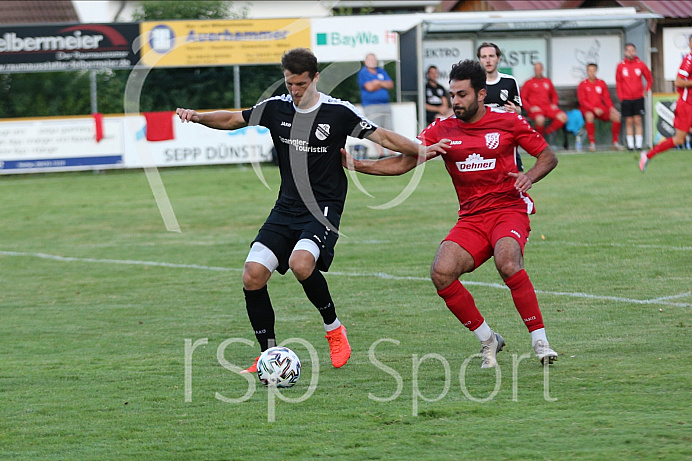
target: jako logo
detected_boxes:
[456,153,496,172]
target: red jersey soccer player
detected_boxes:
[640,34,692,171]
[343,60,559,368]
[522,62,568,138]
[577,63,623,151]
[616,43,653,151]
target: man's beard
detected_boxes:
[454,100,479,122]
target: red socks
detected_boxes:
[437,280,484,331]
[647,138,676,159]
[504,269,544,332]
[585,121,623,145]
[544,119,565,136]
[586,121,596,143]
[611,121,621,144]
[438,270,545,333]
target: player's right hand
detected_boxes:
[176,108,199,123]
[425,138,450,159]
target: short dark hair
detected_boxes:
[427,65,438,72]
[476,42,502,59]
[587,62,598,69]
[281,48,318,79]
[449,59,486,94]
[625,43,636,49]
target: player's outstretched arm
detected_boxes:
[508,146,558,193]
[341,138,449,176]
[176,108,248,131]
[341,148,419,176]
[366,127,449,157]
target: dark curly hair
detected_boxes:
[449,59,486,94]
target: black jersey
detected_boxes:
[425,81,448,124]
[242,93,376,213]
[484,72,522,109]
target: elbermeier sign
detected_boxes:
[0,23,139,73]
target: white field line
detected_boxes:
[2,250,690,308]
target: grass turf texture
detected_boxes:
[1,150,690,460]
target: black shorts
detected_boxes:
[621,98,645,117]
[253,204,342,275]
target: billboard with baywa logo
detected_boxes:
[311,16,419,62]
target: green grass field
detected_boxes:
[1,150,691,460]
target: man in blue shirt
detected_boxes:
[358,53,393,157]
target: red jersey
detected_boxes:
[417,108,547,218]
[522,76,559,109]
[577,78,614,113]
[677,52,692,104]
[616,56,653,101]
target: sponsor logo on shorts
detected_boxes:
[281,121,292,127]
[456,153,496,172]
[450,140,463,145]
[510,229,521,239]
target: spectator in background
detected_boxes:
[358,53,394,157]
[477,42,524,171]
[577,63,624,151]
[616,43,653,151]
[425,65,451,125]
[522,62,567,141]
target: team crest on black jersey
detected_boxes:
[500,89,509,101]
[485,132,500,149]
[316,123,330,141]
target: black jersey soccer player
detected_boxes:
[477,42,525,171]
[177,48,447,372]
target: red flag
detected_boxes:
[94,112,104,143]
[143,111,175,142]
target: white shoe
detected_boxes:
[534,339,558,365]
[480,332,505,368]
[639,151,649,172]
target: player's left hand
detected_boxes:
[508,172,532,193]
[504,101,520,114]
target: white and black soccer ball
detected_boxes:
[257,346,301,388]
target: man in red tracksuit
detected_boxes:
[577,63,623,151]
[522,62,567,139]
[616,43,653,151]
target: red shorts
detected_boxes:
[529,104,563,120]
[674,99,692,132]
[581,106,611,122]
[443,210,532,269]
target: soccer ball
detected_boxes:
[257,346,301,388]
